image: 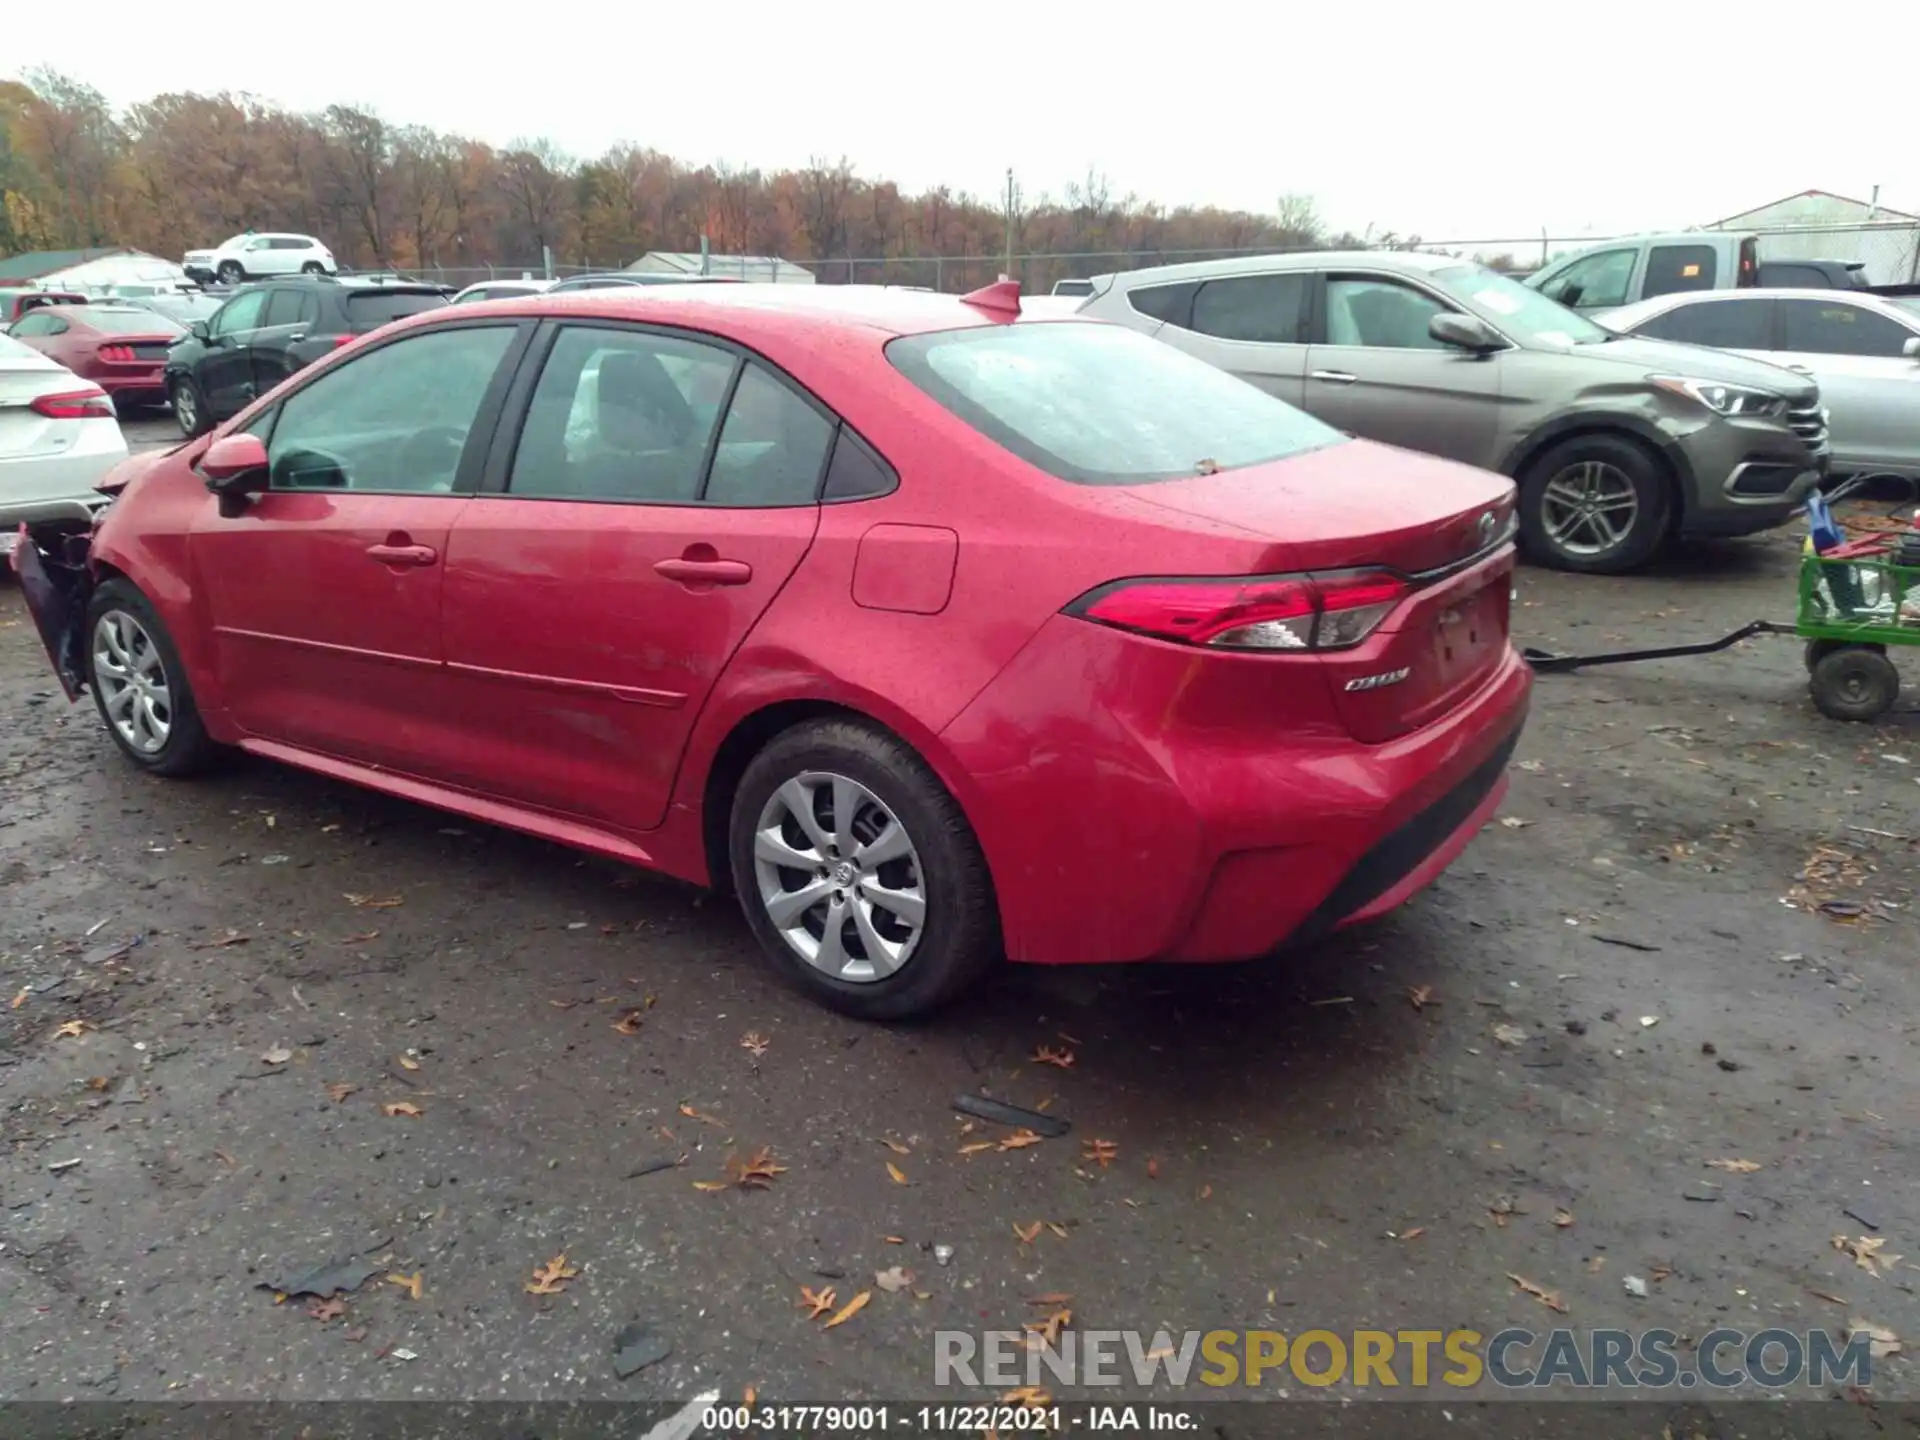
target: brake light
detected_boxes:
[1068,569,1410,651]
[30,388,114,420]
[97,343,135,362]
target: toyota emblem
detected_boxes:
[1476,510,1497,544]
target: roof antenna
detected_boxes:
[959,277,1021,322]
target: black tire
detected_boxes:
[1517,433,1674,574]
[83,579,224,777]
[1805,638,1884,673]
[170,375,210,437]
[1810,646,1900,723]
[728,718,999,1020]
[216,260,245,285]
[300,261,325,275]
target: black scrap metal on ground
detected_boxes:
[1522,620,1796,674]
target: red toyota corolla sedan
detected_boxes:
[6,303,184,410]
[11,282,1529,1018]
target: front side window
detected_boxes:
[1643,245,1719,299]
[1537,248,1636,309]
[267,324,515,493]
[211,290,267,336]
[510,326,736,503]
[1323,277,1449,350]
[1778,300,1916,358]
[887,320,1342,485]
[1190,273,1308,344]
[1632,298,1772,350]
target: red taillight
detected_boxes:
[1069,569,1410,651]
[30,388,114,421]
[97,343,136,362]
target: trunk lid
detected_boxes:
[1113,438,1517,743]
[0,354,77,462]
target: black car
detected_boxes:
[165,275,452,436]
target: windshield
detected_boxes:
[887,320,1343,485]
[143,294,223,323]
[1430,264,1610,347]
[86,308,186,336]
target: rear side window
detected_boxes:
[1633,298,1771,349]
[704,363,836,507]
[346,291,450,329]
[821,426,897,501]
[1127,281,1196,327]
[1190,274,1308,344]
[1778,300,1915,358]
[262,290,305,327]
[887,320,1342,485]
[1643,245,1719,299]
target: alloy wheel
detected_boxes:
[1540,461,1639,558]
[752,771,926,982]
[173,383,198,433]
[92,610,172,754]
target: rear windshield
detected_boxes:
[86,308,186,336]
[886,321,1342,484]
[346,291,450,328]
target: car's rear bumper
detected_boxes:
[940,617,1532,966]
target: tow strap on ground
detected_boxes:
[1522,620,1796,674]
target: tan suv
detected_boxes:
[1075,252,1831,573]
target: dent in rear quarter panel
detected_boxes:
[88,440,231,729]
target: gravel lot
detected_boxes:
[0,416,1914,1418]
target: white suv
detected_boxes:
[183,233,336,286]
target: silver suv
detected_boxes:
[1075,253,1830,573]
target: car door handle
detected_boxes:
[654,557,752,586]
[366,542,438,567]
[1311,370,1358,384]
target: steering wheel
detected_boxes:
[394,425,468,491]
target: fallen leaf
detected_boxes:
[998,1129,1044,1152]
[877,1138,911,1157]
[262,1047,293,1066]
[325,1082,358,1104]
[1849,1319,1900,1360]
[10,988,27,1009]
[1032,1045,1075,1069]
[1833,1235,1904,1277]
[822,1290,870,1329]
[1808,1289,1848,1306]
[397,1055,421,1072]
[1491,1023,1528,1047]
[958,1141,997,1156]
[1199,1184,1213,1200]
[1400,1227,1427,1241]
[692,1180,731,1193]
[53,1019,94,1040]
[343,893,405,909]
[525,1253,579,1295]
[612,1010,645,1035]
[1002,1388,1052,1408]
[548,998,580,1010]
[308,1297,347,1322]
[739,1031,769,1057]
[339,931,379,944]
[1146,1157,1159,1180]
[679,1103,724,1127]
[742,1386,757,1407]
[798,1285,836,1319]
[1082,1138,1118,1168]
[1012,1221,1043,1245]
[1705,1158,1762,1173]
[884,1235,904,1244]
[728,1147,787,1189]
[1518,759,1545,772]
[1508,1273,1569,1314]
[1406,984,1436,1012]
[387,1271,423,1300]
[874,1265,914,1293]
[1499,816,1534,829]
[886,1161,909,1186]
[1553,1209,1575,1228]
[1046,1222,1068,1239]
[1024,1306,1072,1349]
[84,1076,112,1093]
[381,1101,423,1118]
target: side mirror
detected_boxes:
[1904,337,1920,360]
[189,320,211,342]
[201,433,269,496]
[1430,312,1503,353]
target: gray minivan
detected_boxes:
[1074,252,1831,573]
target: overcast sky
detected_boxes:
[9,2,1915,246]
